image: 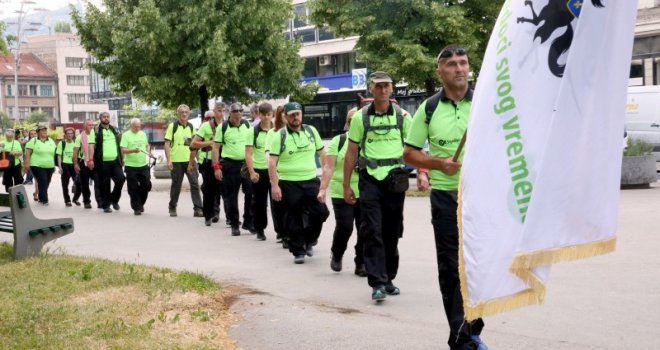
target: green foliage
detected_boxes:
[624,138,654,157]
[27,112,48,125]
[290,80,321,104]
[308,0,504,95]
[71,0,304,109]
[54,21,72,33]
[0,22,9,55]
[0,111,13,130]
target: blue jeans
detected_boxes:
[31,166,54,203]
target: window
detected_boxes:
[69,112,86,122]
[40,85,53,97]
[18,85,28,97]
[29,85,38,96]
[629,59,644,86]
[65,57,85,68]
[67,93,88,104]
[67,75,87,86]
[41,107,54,118]
[294,28,316,44]
[6,84,12,97]
[293,5,309,28]
[318,26,335,42]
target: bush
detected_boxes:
[624,138,653,157]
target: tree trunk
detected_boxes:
[198,85,209,118]
[424,78,437,98]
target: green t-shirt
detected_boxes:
[214,120,250,161]
[56,140,76,165]
[405,93,471,191]
[195,121,217,162]
[165,121,194,163]
[347,104,412,181]
[269,125,324,181]
[88,128,119,162]
[327,134,359,199]
[246,125,273,170]
[26,138,56,168]
[120,130,149,167]
[74,133,90,162]
[1,140,22,166]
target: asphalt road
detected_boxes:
[3,175,659,350]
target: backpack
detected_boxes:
[338,134,347,153]
[170,120,194,146]
[424,89,444,124]
[278,124,316,154]
[357,104,407,170]
[220,119,250,143]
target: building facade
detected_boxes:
[633,0,660,86]
[22,33,108,123]
[0,53,59,122]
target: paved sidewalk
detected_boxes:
[3,175,659,349]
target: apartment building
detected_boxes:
[0,53,59,121]
[633,0,660,86]
[22,33,108,123]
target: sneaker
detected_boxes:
[305,244,314,257]
[231,225,240,236]
[134,210,141,216]
[112,202,120,210]
[256,230,266,241]
[330,255,342,272]
[354,264,367,277]
[103,207,112,213]
[65,202,72,207]
[193,209,204,217]
[211,216,219,223]
[372,286,387,301]
[23,181,33,185]
[385,282,400,295]
[205,218,212,226]
[225,220,231,227]
[169,208,177,217]
[294,255,305,264]
[242,223,257,234]
[470,335,488,350]
[84,203,92,209]
[73,200,81,206]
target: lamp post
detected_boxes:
[8,1,46,121]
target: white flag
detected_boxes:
[460,0,638,320]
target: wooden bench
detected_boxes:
[0,185,74,259]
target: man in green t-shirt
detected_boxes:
[56,127,76,206]
[317,107,366,276]
[72,119,97,209]
[89,112,125,213]
[211,103,253,236]
[164,104,203,218]
[343,71,412,302]
[268,101,328,264]
[121,118,152,216]
[403,45,486,350]
[245,102,274,241]
[0,129,23,192]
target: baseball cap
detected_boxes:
[284,102,303,115]
[229,103,243,112]
[36,125,47,131]
[369,71,393,84]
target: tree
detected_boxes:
[71,0,304,116]
[0,22,9,55]
[308,0,503,96]
[27,111,48,125]
[54,21,72,33]
[0,111,12,130]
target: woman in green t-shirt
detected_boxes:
[0,129,24,192]
[25,126,57,205]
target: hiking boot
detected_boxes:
[112,202,120,210]
[73,200,81,206]
[169,208,177,217]
[471,335,488,350]
[294,255,305,264]
[385,282,400,295]
[103,207,112,213]
[225,220,231,227]
[65,202,72,207]
[242,222,256,234]
[354,264,367,277]
[330,255,342,272]
[205,218,212,227]
[193,209,204,217]
[372,286,387,301]
[256,230,266,241]
[305,244,314,257]
[231,225,240,236]
[134,210,141,216]
[84,202,92,209]
[211,216,219,223]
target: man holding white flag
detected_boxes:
[459,0,637,322]
[404,45,486,350]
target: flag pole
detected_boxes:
[453,131,467,162]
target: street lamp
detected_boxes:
[9,0,45,121]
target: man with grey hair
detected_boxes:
[250,104,260,127]
[121,118,152,215]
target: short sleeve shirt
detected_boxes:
[26,138,56,168]
[56,140,75,165]
[268,125,324,181]
[88,128,119,162]
[214,120,250,161]
[165,121,194,163]
[347,104,412,181]
[195,121,217,162]
[405,90,472,191]
[120,130,149,167]
[1,140,22,166]
[246,125,272,170]
[327,134,359,199]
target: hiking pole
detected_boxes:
[139,149,158,168]
[453,131,467,162]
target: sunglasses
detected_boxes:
[438,47,467,59]
[231,110,243,113]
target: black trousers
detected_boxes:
[73,160,95,205]
[221,159,253,227]
[358,170,404,288]
[431,190,484,350]
[279,179,329,257]
[97,160,125,209]
[331,198,364,265]
[31,166,54,203]
[2,165,23,192]
[200,160,222,220]
[251,168,270,231]
[125,165,151,211]
[60,163,76,203]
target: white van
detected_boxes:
[625,85,660,161]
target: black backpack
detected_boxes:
[357,104,407,170]
[220,119,250,144]
[170,120,193,146]
[278,125,316,154]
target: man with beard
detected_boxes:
[88,112,125,213]
[121,118,152,215]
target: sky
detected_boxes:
[0,0,103,19]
